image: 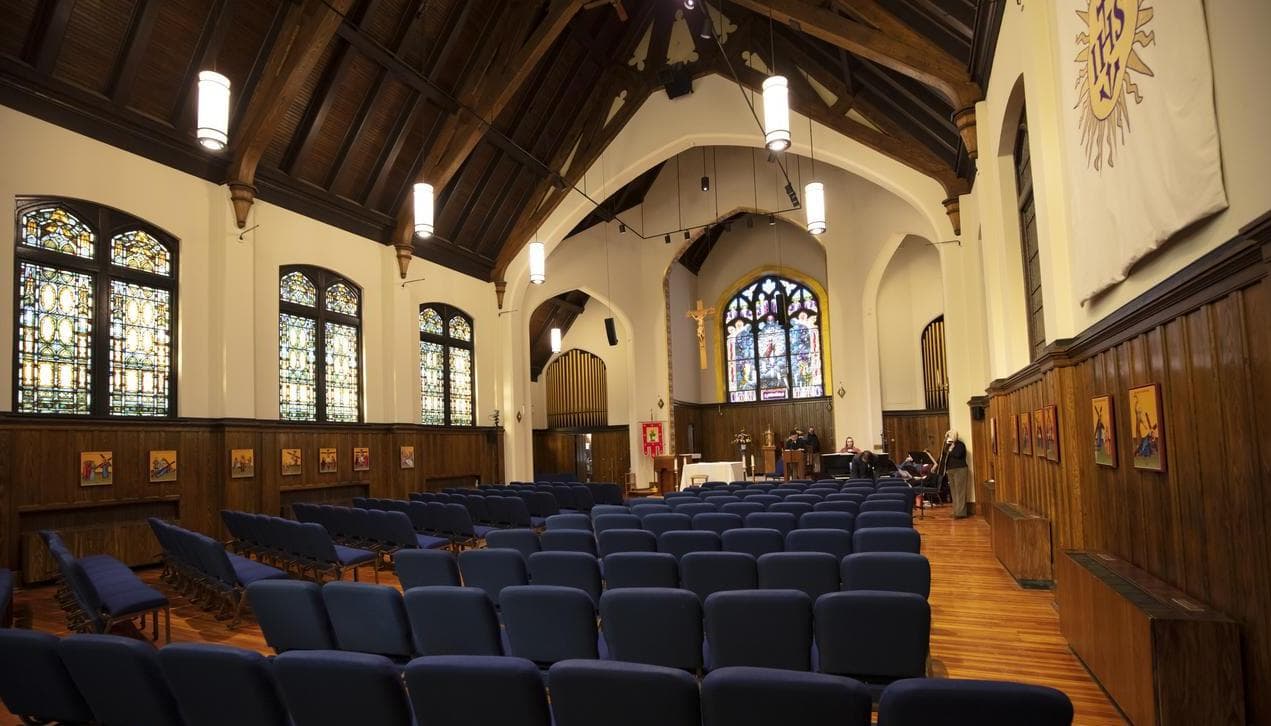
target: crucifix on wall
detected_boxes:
[686,299,715,370]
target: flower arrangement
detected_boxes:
[732,430,753,447]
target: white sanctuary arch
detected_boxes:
[497,75,988,484]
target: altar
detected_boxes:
[679,461,746,489]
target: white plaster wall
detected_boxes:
[529,300,631,426]
[876,238,943,410]
[666,261,702,403]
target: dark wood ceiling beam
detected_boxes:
[856,58,956,133]
[388,0,589,277]
[107,0,160,107]
[226,0,357,227]
[728,0,980,156]
[22,0,76,74]
[170,0,232,130]
[364,95,428,205]
[644,1,676,75]
[892,0,974,45]
[771,30,852,110]
[326,0,425,190]
[333,18,460,112]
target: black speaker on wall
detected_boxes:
[971,405,986,421]
[605,317,618,346]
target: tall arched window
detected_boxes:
[723,275,824,402]
[278,266,362,422]
[14,198,177,416]
[1015,110,1046,360]
[420,303,474,426]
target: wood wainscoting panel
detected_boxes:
[882,409,949,463]
[673,398,834,464]
[974,220,1271,721]
[533,430,577,479]
[590,427,631,485]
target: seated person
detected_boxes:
[839,436,861,454]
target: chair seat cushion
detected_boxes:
[333,545,377,566]
[472,525,497,538]
[77,554,125,579]
[227,554,287,586]
[529,517,548,528]
[96,581,168,616]
[416,535,451,550]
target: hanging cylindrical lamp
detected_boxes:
[413,183,434,238]
[196,71,231,151]
[550,327,562,353]
[528,240,546,285]
[804,181,826,235]
[762,75,790,151]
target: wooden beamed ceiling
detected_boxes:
[0,0,1001,289]
[528,289,592,382]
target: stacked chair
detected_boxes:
[221,511,378,583]
[0,629,1076,726]
[38,529,171,642]
[0,567,12,627]
[148,518,287,625]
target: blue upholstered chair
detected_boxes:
[692,512,745,535]
[852,527,921,554]
[527,551,603,605]
[501,585,599,666]
[540,529,598,556]
[404,586,504,656]
[720,501,765,518]
[786,528,853,559]
[671,502,717,517]
[59,634,186,726]
[600,588,703,672]
[877,678,1075,726]
[159,643,290,726]
[757,552,841,601]
[658,530,722,560]
[594,513,643,534]
[597,528,658,558]
[546,513,592,531]
[0,629,94,725]
[721,528,785,558]
[548,659,700,726]
[458,548,529,608]
[322,582,414,660]
[395,548,461,589]
[855,511,912,529]
[246,579,337,653]
[589,505,630,520]
[641,512,693,537]
[701,666,872,726]
[744,512,798,536]
[768,501,814,518]
[704,590,813,671]
[840,552,931,598]
[602,552,680,589]
[815,500,860,515]
[799,511,855,533]
[861,498,910,514]
[405,655,551,726]
[679,551,757,602]
[815,591,930,692]
[273,651,414,726]
[484,529,541,560]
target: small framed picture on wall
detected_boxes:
[1091,395,1116,467]
[1129,383,1165,472]
[1044,406,1060,462]
[1032,410,1046,458]
[990,417,999,455]
[1010,414,1019,454]
[1019,413,1032,456]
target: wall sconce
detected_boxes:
[837,385,846,398]
[657,397,665,409]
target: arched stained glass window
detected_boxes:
[420,304,475,426]
[279,266,362,422]
[14,198,178,416]
[723,275,824,403]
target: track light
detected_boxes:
[664,234,671,244]
[768,214,776,226]
[528,240,545,284]
[701,176,710,192]
[618,223,626,233]
[762,75,790,151]
[196,71,231,151]
[805,181,826,235]
[684,230,691,240]
[413,183,434,238]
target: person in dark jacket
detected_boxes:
[849,450,877,480]
[937,430,970,517]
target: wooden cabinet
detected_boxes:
[990,501,1052,587]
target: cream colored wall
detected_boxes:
[667,261,702,403]
[876,237,943,410]
[971,0,1271,380]
[0,107,501,424]
[528,301,632,426]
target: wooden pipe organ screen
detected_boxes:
[921,315,949,411]
[545,349,608,428]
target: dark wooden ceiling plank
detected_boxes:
[230,1,290,131]
[226,0,358,227]
[169,0,231,130]
[23,0,76,74]
[644,0,675,76]
[772,29,852,110]
[107,0,160,107]
[855,58,956,133]
[893,0,973,43]
[728,0,979,111]
[333,16,460,112]
[363,93,427,205]
[326,0,424,189]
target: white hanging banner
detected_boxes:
[1055,0,1227,305]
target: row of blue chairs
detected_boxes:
[246,578,927,685]
[646,490,914,510]
[492,525,919,561]
[586,509,912,537]
[348,498,500,544]
[498,481,625,505]
[397,547,930,604]
[0,629,1074,726]
[38,530,170,642]
[295,503,453,554]
[220,511,378,582]
[148,518,286,625]
[408,492,550,528]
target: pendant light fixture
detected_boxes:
[804,116,827,235]
[550,327,562,353]
[413,183,434,238]
[196,71,231,151]
[762,75,790,152]
[528,237,546,285]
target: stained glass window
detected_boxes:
[109,281,172,415]
[14,199,178,417]
[281,271,317,306]
[420,304,475,426]
[279,267,361,422]
[16,263,94,414]
[722,275,824,403]
[325,282,359,316]
[21,207,95,258]
[111,230,171,276]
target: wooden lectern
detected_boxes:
[782,449,805,480]
[762,445,777,477]
[652,455,678,494]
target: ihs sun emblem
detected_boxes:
[1074,1,1156,170]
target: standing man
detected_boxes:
[805,427,821,475]
[936,430,969,518]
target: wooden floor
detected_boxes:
[1,508,1125,725]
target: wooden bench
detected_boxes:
[990,501,1052,587]
[1058,551,1245,725]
